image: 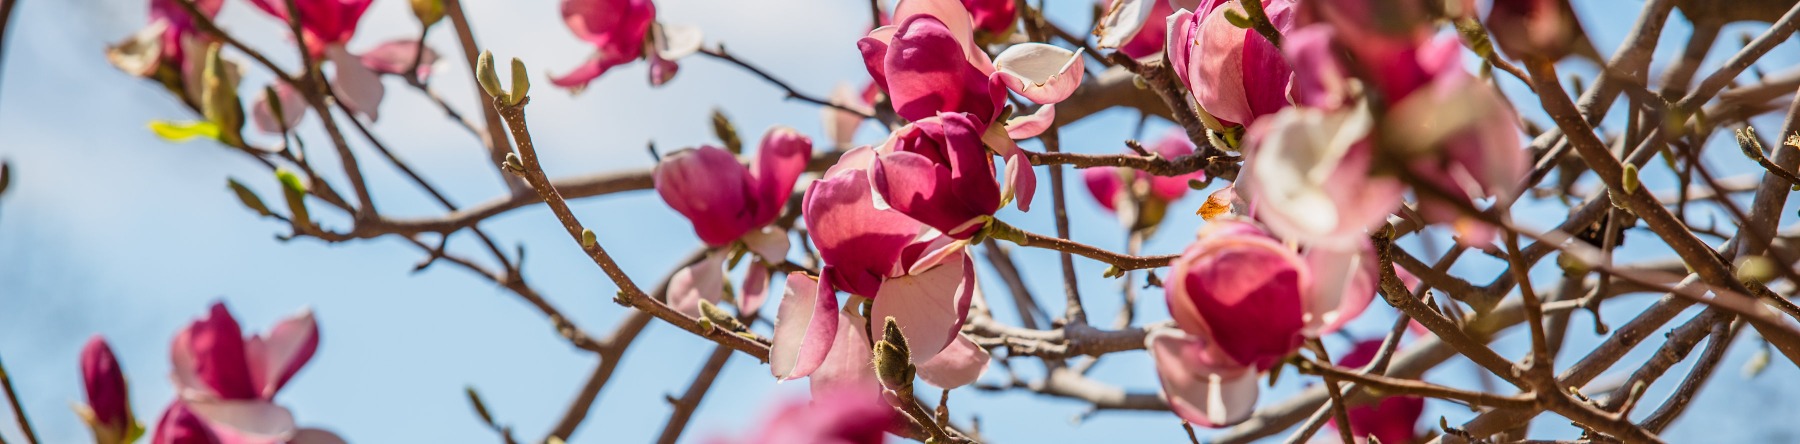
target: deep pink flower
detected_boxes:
[870,113,1004,239]
[1083,129,1201,217]
[148,0,222,68]
[1166,0,1299,127]
[655,128,812,247]
[153,402,222,444]
[1152,220,1378,427]
[860,14,1006,124]
[246,0,373,55]
[169,302,319,439]
[705,389,895,444]
[1330,340,1424,444]
[772,148,989,391]
[80,336,135,444]
[553,0,701,89]
[961,0,1018,34]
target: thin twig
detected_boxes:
[0,352,37,444]
[655,345,734,444]
[697,47,873,118]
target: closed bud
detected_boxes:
[710,108,742,154]
[410,0,445,27]
[502,152,524,173]
[1621,164,1640,194]
[227,178,272,216]
[697,300,745,332]
[873,317,914,390]
[78,336,137,444]
[508,57,530,106]
[465,386,496,425]
[476,51,506,102]
[200,43,244,146]
[580,228,597,248]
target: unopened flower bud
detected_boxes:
[1621,164,1640,194]
[411,0,445,27]
[580,228,597,248]
[508,57,530,106]
[200,43,244,146]
[78,336,137,444]
[873,317,914,390]
[227,178,272,216]
[697,299,745,332]
[476,51,506,102]
[710,108,741,154]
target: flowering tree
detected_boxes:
[1,0,1798,442]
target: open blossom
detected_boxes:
[1095,0,1193,58]
[961,0,1018,35]
[870,113,1034,239]
[162,302,318,440]
[80,336,137,444]
[240,0,386,121]
[1150,220,1375,427]
[1083,129,1202,230]
[656,127,812,316]
[1238,104,1403,250]
[1166,0,1299,128]
[554,0,701,89]
[859,8,1005,125]
[704,389,894,444]
[770,147,989,395]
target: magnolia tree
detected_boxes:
[2,0,1798,442]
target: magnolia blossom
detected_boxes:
[80,336,136,444]
[1149,220,1375,427]
[859,10,1005,124]
[1095,0,1193,58]
[554,0,702,89]
[1083,129,1202,230]
[1238,104,1403,250]
[1329,340,1424,444]
[656,128,812,316]
[245,0,384,121]
[1167,0,1299,128]
[991,43,1084,105]
[106,0,222,101]
[771,148,989,394]
[870,113,1032,239]
[161,302,318,441]
[704,389,894,444]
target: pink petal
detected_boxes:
[883,16,1001,123]
[917,333,989,389]
[562,0,655,50]
[1170,224,1309,369]
[1083,167,1125,213]
[893,0,987,71]
[185,400,296,440]
[1003,151,1037,212]
[1003,104,1055,139]
[993,44,1085,104]
[750,127,814,225]
[654,146,757,246]
[80,336,129,431]
[823,145,878,179]
[1165,9,1198,94]
[251,82,306,135]
[742,225,791,265]
[668,252,727,318]
[152,402,221,444]
[1189,6,1253,126]
[245,308,318,399]
[823,83,874,148]
[173,302,257,400]
[1302,243,1377,336]
[740,264,770,317]
[809,306,878,398]
[551,50,636,92]
[856,35,891,90]
[357,39,437,80]
[771,273,840,380]
[1147,330,1260,428]
[1096,0,1156,50]
[327,46,384,122]
[870,254,975,365]
[803,169,923,297]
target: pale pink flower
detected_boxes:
[1166,0,1299,127]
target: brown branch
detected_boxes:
[1638,318,1737,433]
[1293,359,1537,411]
[1039,127,1087,325]
[697,47,872,118]
[988,219,1178,271]
[441,0,524,194]
[0,351,37,444]
[655,345,734,444]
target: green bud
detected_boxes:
[873,317,914,390]
[476,51,506,102]
[696,316,715,332]
[227,178,272,216]
[507,57,530,106]
[710,108,742,154]
[1620,164,1640,194]
[262,87,287,133]
[200,43,244,146]
[502,152,524,173]
[465,386,496,425]
[410,0,445,27]
[698,300,746,332]
[275,168,312,228]
[580,228,597,248]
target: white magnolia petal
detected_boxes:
[742,225,791,265]
[186,400,297,440]
[653,22,704,60]
[1146,330,1259,428]
[1003,104,1056,139]
[1096,0,1155,49]
[993,44,1085,104]
[667,252,727,318]
[872,254,973,364]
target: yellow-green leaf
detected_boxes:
[148,120,221,142]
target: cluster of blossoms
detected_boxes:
[79,303,338,444]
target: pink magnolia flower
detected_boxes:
[166,302,318,440]
[704,389,895,444]
[656,127,813,316]
[1095,0,1194,59]
[553,0,702,89]
[1082,129,1202,229]
[771,148,989,393]
[80,336,136,444]
[106,0,221,95]
[1485,0,1581,62]
[870,113,1028,239]
[1150,220,1376,427]
[243,0,387,121]
[1238,104,1404,250]
[151,402,346,444]
[961,0,1018,35]
[1166,0,1299,128]
[1329,339,1424,444]
[148,0,223,70]
[1384,62,1526,246]
[859,12,1006,125]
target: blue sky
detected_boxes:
[2,0,1799,442]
